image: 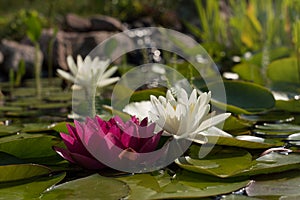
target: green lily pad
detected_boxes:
[51,122,73,134]
[0,125,22,137]
[44,92,72,102]
[253,123,300,138]
[0,133,63,159]
[0,152,25,165]
[267,57,300,84]
[21,123,52,133]
[276,99,300,113]
[176,150,300,178]
[130,88,166,102]
[0,172,65,200]
[239,111,295,123]
[223,115,253,133]
[221,194,261,200]
[6,98,43,107]
[41,174,129,200]
[30,102,71,110]
[232,63,264,85]
[176,147,253,178]
[0,164,51,182]
[118,170,250,199]
[204,80,275,114]
[205,135,276,149]
[0,106,23,112]
[246,170,300,198]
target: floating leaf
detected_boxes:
[0,106,23,112]
[30,102,71,110]
[0,164,51,182]
[276,99,300,113]
[0,133,63,159]
[176,147,253,178]
[267,57,300,84]
[204,81,275,114]
[232,63,264,85]
[21,123,52,133]
[176,147,300,178]
[118,170,250,199]
[130,88,166,102]
[0,152,25,165]
[204,135,275,149]
[41,174,129,200]
[0,125,22,137]
[0,172,65,199]
[246,170,300,198]
[221,194,261,200]
[254,123,300,138]
[239,111,294,123]
[223,115,253,133]
[51,122,73,134]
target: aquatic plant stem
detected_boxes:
[35,42,42,99]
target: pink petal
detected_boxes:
[60,133,76,151]
[70,152,106,170]
[104,131,124,149]
[66,124,77,139]
[139,130,163,153]
[53,146,76,163]
[140,117,148,126]
[121,131,140,150]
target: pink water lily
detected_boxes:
[53,116,162,170]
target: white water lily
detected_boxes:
[57,55,119,89]
[149,88,231,139]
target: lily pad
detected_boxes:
[0,164,51,182]
[232,63,264,85]
[204,80,275,114]
[222,115,253,133]
[239,111,295,123]
[253,123,300,138]
[41,174,129,200]
[0,133,63,159]
[130,88,166,102]
[30,102,71,110]
[267,57,300,84]
[0,125,22,137]
[246,170,300,198]
[276,99,300,113]
[0,173,65,200]
[202,135,275,149]
[0,152,25,165]
[176,151,300,178]
[21,123,52,133]
[118,170,250,199]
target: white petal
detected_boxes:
[77,55,84,70]
[178,88,189,104]
[102,66,118,79]
[188,89,197,105]
[123,101,153,120]
[66,55,78,75]
[57,69,75,83]
[197,113,231,132]
[158,96,167,107]
[97,77,120,88]
[166,90,176,107]
[201,126,233,137]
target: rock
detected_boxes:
[64,14,125,32]
[0,39,43,78]
[64,13,92,32]
[55,30,118,70]
[90,15,125,32]
[0,51,3,64]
